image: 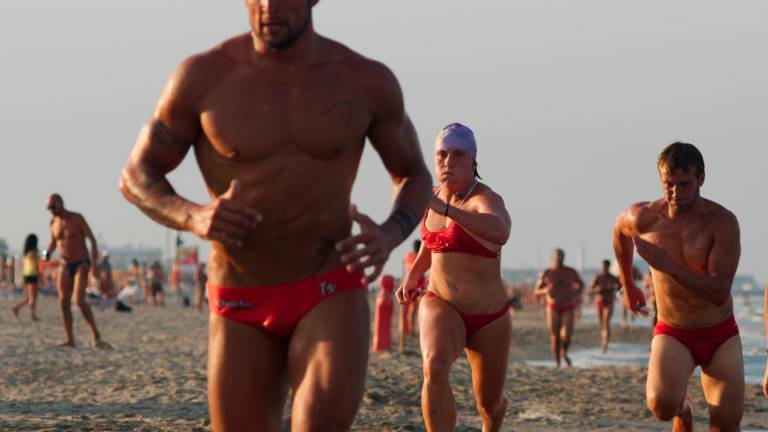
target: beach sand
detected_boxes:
[0,295,765,431]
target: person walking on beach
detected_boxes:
[614,142,743,431]
[44,194,111,349]
[148,261,165,307]
[194,262,207,313]
[399,239,423,352]
[586,259,619,353]
[11,234,41,321]
[533,248,584,367]
[139,261,151,305]
[398,123,511,432]
[97,252,115,302]
[119,1,431,429]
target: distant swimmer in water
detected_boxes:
[614,142,743,431]
[587,259,620,354]
[398,123,511,432]
[44,194,111,349]
[533,248,584,367]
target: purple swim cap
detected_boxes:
[434,123,477,159]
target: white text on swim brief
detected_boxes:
[219,300,253,309]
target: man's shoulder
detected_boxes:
[700,199,739,231]
[326,40,401,98]
[325,39,394,79]
[629,199,661,217]
[171,35,247,86]
[564,266,580,276]
[701,199,737,221]
[620,200,661,232]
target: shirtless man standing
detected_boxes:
[533,248,584,367]
[118,1,431,430]
[44,194,110,349]
[614,142,742,431]
[587,259,620,353]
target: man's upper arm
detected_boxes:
[615,203,645,238]
[707,211,741,289]
[535,271,548,289]
[363,61,426,179]
[78,214,96,242]
[126,56,204,177]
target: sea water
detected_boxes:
[526,295,765,385]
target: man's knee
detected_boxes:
[422,353,452,384]
[294,392,360,432]
[59,297,71,307]
[709,404,742,431]
[475,395,506,421]
[73,297,87,308]
[646,391,683,421]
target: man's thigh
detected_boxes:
[647,335,695,407]
[545,308,560,336]
[73,264,90,303]
[56,267,73,300]
[288,290,370,431]
[208,314,289,432]
[560,310,575,339]
[700,335,744,429]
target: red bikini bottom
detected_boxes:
[425,291,509,339]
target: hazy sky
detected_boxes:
[1,1,766,281]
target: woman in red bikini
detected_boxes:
[397,123,511,432]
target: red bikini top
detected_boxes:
[420,184,500,259]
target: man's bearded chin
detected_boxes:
[263,15,311,50]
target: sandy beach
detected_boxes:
[0,295,765,431]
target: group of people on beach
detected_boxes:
[116,2,767,431]
[5,1,766,431]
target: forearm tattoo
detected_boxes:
[121,120,194,230]
[389,207,419,241]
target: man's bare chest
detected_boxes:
[641,220,713,271]
[52,219,81,241]
[198,74,372,161]
[546,271,575,288]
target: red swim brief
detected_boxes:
[653,314,739,366]
[595,298,614,309]
[425,291,509,339]
[547,302,577,315]
[208,266,365,341]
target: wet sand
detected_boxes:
[0,295,765,431]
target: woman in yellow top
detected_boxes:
[12,234,41,321]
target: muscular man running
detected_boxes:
[119,1,431,430]
[587,259,620,353]
[533,248,584,367]
[44,194,110,349]
[614,142,742,431]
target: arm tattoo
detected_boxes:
[122,166,185,230]
[150,120,193,155]
[388,207,419,241]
